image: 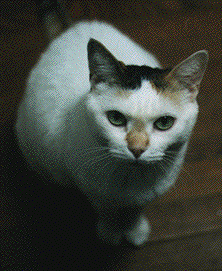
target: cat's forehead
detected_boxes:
[116,81,179,119]
[126,81,160,115]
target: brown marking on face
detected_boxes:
[189,85,199,102]
[158,77,183,105]
[164,75,182,92]
[125,121,149,158]
[115,77,167,99]
[160,90,182,105]
[114,89,133,98]
[149,75,182,105]
[162,73,200,103]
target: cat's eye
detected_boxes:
[154,116,175,131]
[106,110,127,127]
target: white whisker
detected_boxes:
[73,146,110,156]
[158,160,168,177]
[85,152,111,167]
[75,149,117,179]
[165,153,199,184]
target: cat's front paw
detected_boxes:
[125,214,151,246]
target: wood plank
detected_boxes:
[157,157,222,202]
[147,194,222,241]
[119,230,222,271]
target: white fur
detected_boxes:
[125,214,151,246]
[16,21,199,245]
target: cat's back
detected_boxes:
[66,20,159,67]
[22,21,159,111]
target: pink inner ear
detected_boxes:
[170,51,208,90]
[175,70,202,89]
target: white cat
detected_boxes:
[15,21,208,246]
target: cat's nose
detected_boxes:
[129,148,145,159]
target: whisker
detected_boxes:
[164,151,179,158]
[86,152,112,167]
[153,163,160,177]
[162,156,175,167]
[73,146,110,156]
[165,155,199,184]
[75,151,116,176]
[158,160,169,177]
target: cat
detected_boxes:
[15,20,208,246]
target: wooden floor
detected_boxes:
[1,1,222,270]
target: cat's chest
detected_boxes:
[76,160,160,207]
[75,158,161,192]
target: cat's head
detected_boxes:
[86,38,208,162]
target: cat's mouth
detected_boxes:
[111,142,185,166]
[112,152,163,165]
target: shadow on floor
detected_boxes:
[1,124,136,271]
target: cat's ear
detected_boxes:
[166,50,208,97]
[87,38,125,88]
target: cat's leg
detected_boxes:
[96,219,123,245]
[124,214,151,246]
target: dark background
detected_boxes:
[1,1,222,270]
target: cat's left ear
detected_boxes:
[87,38,126,89]
[166,50,209,98]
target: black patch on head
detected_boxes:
[87,38,172,91]
[121,65,172,90]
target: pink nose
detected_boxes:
[128,148,145,159]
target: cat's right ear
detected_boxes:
[87,39,125,89]
[165,50,209,98]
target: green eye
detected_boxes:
[154,116,175,131]
[106,111,127,127]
